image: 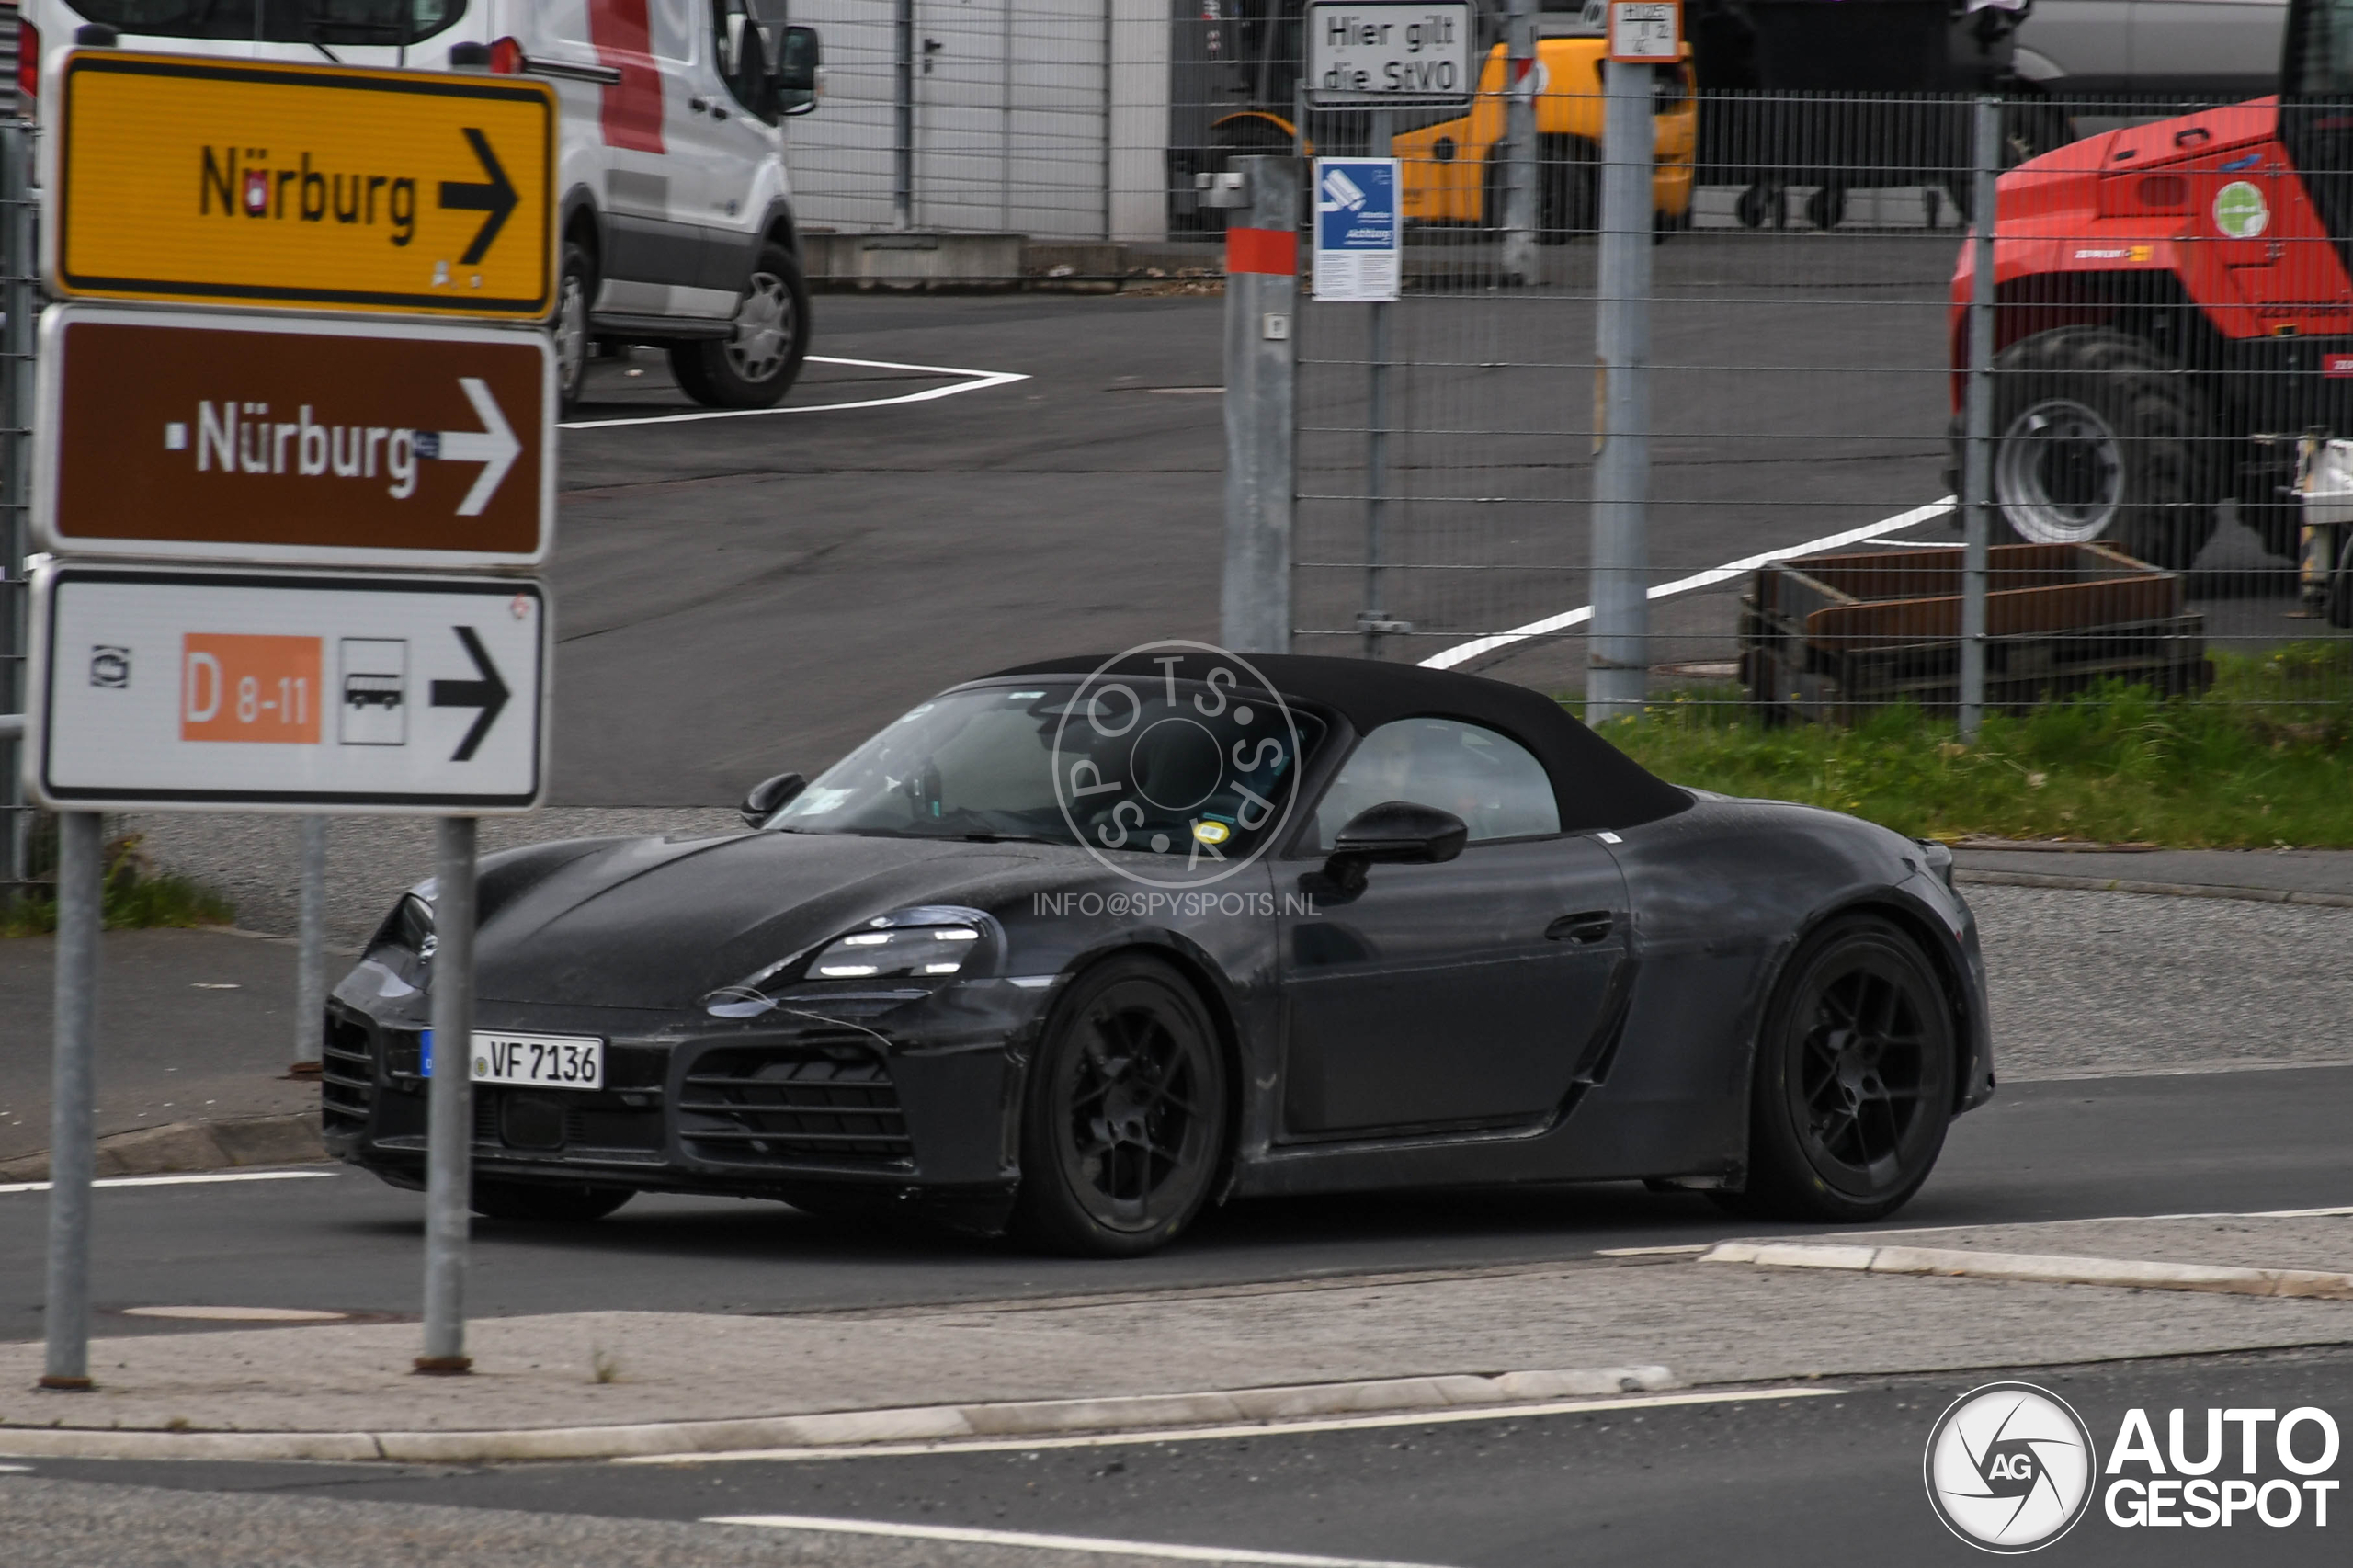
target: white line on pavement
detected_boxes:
[627,1386,1847,1467]
[704,1513,1454,1566]
[560,354,1029,430]
[1417,495,1959,671]
[0,1168,335,1197]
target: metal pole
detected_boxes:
[1587,60,1654,723]
[1,122,33,906]
[1959,94,2000,742]
[1220,155,1300,655]
[294,817,327,1066]
[40,812,102,1391]
[1361,109,1392,657]
[416,816,477,1375]
[893,0,915,231]
[1499,0,1539,285]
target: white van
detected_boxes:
[15,1,822,410]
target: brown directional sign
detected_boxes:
[33,306,553,570]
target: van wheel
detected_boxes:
[554,241,594,410]
[1537,136,1599,244]
[670,242,810,409]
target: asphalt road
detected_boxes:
[5,1063,2349,1341]
[12,1347,2350,1566]
[550,264,2318,809]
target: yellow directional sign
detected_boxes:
[48,51,556,319]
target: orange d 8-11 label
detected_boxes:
[181,633,323,745]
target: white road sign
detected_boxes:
[1608,2,1680,62]
[1305,2,1475,106]
[27,563,548,812]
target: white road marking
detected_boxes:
[1418,495,1959,671]
[704,1513,1455,1565]
[120,1304,348,1322]
[0,1463,32,1473]
[0,1168,335,1197]
[561,354,1028,430]
[625,1386,1847,1467]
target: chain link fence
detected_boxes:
[1290,87,2353,736]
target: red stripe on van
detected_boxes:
[590,0,665,154]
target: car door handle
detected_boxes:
[1546,912,1613,944]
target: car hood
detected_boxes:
[475,830,1053,1008]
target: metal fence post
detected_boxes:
[1360,110,1394,657]
[416,816,478,1375]
[1220,155,1299,656]
[40,812,102,1392]
[294,817,327,1067]
[1499,0,1539,286]
[1587,59,1654,723]
[893,0,915,231]
[1959,94,2001,742]
[1,121,33,904]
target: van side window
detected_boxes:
[649,0,699,62]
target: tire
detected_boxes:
[1804,185,1845,232]
[1728,915,1956,1224]
[1012,956,1229,1257]
[1986,327,2219,571]
[1735,181,1782,230]
[669,241,811,409]
[554,240,595,411]
[470,1178,634,1224]
[1536,137,1599,245]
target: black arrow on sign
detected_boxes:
[438,127,518,266]
[429,627,511,762]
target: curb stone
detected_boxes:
[1954,869,2353,909]
[1703,1240,2353,1301]
[0,1365,1674,1464]
[0,1113,324,1186]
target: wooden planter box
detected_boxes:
[1738,541,2211,722]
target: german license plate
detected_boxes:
[470,1031,603,1090]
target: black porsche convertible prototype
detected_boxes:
[324,650,1993,1256]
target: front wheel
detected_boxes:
[553,241,595,410]
[1727,915,1955,1223]
[669,242,811,409]
[1536,137,1599,245]
[1012,957,1228,1256]
[1986,327,2218,571]
[470,1179,634,1224]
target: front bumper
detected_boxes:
[322,980,1052,1202]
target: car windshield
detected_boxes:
[768,679,1322,860]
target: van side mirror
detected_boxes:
[773,25,820,116]
[740,771,806,827]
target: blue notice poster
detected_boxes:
[1313,157,1401,303]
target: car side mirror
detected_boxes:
[1322,801,1467,893]
[740,771,806,826]
[772,25,820,116]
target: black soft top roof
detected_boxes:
[983,653,1690,833]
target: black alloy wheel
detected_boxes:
[1014,956,1228,1256]
[1730,915,1955,1222]
[470,1178,635,1224]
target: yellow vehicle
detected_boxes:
[1392,37,1696,240]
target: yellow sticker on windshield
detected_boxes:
[1193,820,1232,845]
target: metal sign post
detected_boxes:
[1216,158,1301,657]
[1959,95,2002,744]
[25,44,558,1392]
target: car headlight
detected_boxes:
[807,923,982,980]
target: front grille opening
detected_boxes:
[321,1010,375,1132]
[678,1042,910,1166]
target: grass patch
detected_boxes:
[1598,643,2353,847]
[1,833,235,937]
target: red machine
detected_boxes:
[1954,0,2353,576]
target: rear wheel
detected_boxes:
[670,242,811,409]
[1988,327,2218,571]
[1013,956,1228,1257]
[1727,916,1955,1224]
[470,1179,633,1224]
[554,241,595,410]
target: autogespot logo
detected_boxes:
[1925,1382,2097,1552]
[1051,641,1302,891]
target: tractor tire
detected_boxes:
[1986,327,2219,572]
[1536,136,1599,244]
